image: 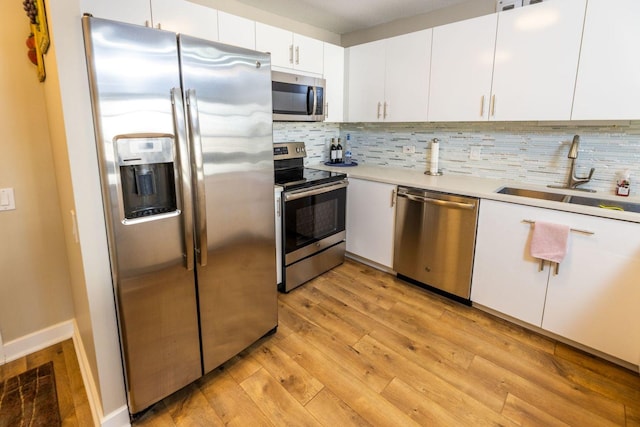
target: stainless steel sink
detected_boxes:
[496,187,640,213]
[496,187,570,203]
[566,195,640,213]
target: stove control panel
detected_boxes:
[273,141,306,160]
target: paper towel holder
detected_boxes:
[425,138,443,176]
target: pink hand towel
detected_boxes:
[530,221,570,263]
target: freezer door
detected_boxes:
[82,17,201,414]
[179,35,278,373]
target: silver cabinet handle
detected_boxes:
[295,46,299,65]
[397,192,476,210]
[538,259,560,275]
[377,102,382,119]
[490,94,496,117]
[276,196,281,217]
[390,189,396,208]
[522,219,594,236]
[171,88,194,271]
[480,95,485,117]
[185,89,208,267]
[289,44,294,64]
[325,103,328,119]
[383,102,388,119]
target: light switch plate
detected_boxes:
[0,188,15,211]
[470,147,482,160]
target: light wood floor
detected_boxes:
[0,338,93,426]
[4,259,637,426]
[133,259,640,426]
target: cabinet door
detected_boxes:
[490,0,586,121]
[256,23,293,69]
[572,0,640,120]
[346,179,396,268]
[218,11,255,50]
[384,30,431,122]
[542,214,640,365]
[347,40,385,122]
[471,200,550,326]
[323,43,344,122]
[151,0,218,41]
[81,0,152,26]
[294,34,324,74]
[429,14,497,122]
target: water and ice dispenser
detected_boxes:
[115,136,178,221]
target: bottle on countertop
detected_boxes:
[330,138,337,164]
[336,138,343,163]
[616,169,630,196]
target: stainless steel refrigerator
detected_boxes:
[82,16,277,414]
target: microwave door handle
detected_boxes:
[171,88,194,271]
[312,86,318,117]
[185,89,208,267]
[306,86,318,116]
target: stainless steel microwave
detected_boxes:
[272,70,325,122]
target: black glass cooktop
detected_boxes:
[275,167,346,190]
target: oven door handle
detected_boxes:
[284,180,348,201]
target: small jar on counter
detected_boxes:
[616,170,630,197]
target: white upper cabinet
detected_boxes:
[81,0,218,40]
[255,23,324,74]
[81,0,152,26]
[572,0,640,120]
[323,43,345,122]
[347,39,386,122]
[384,30,431,122]
[347,30,431,122]
[428,14,498,122]
[150,0,218,41]
[218,11,255,50]
[489,0,586,121]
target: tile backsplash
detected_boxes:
[274,121,640,195]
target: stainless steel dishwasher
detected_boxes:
[393,186,479,302]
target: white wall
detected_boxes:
[0,0,73,347]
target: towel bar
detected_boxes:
[522,219,594,235]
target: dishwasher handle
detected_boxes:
[397,191,476,210]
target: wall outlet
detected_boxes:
[470,146,482,160]
[402,145,416,154]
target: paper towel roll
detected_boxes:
[429,138,439,175]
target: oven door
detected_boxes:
[283,180,347,265]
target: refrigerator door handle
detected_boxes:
[171,88,194,271]
[185,89,208,267]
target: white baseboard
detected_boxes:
[71,320,131,427]
[0,320,131,427]
[2,320,74,364]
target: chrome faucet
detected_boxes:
[548,135,595,192]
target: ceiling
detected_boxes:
[233,0,472,34]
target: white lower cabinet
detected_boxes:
[346,178,396,268]
[472,199,640,366]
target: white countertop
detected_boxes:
[312,163,640,224]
